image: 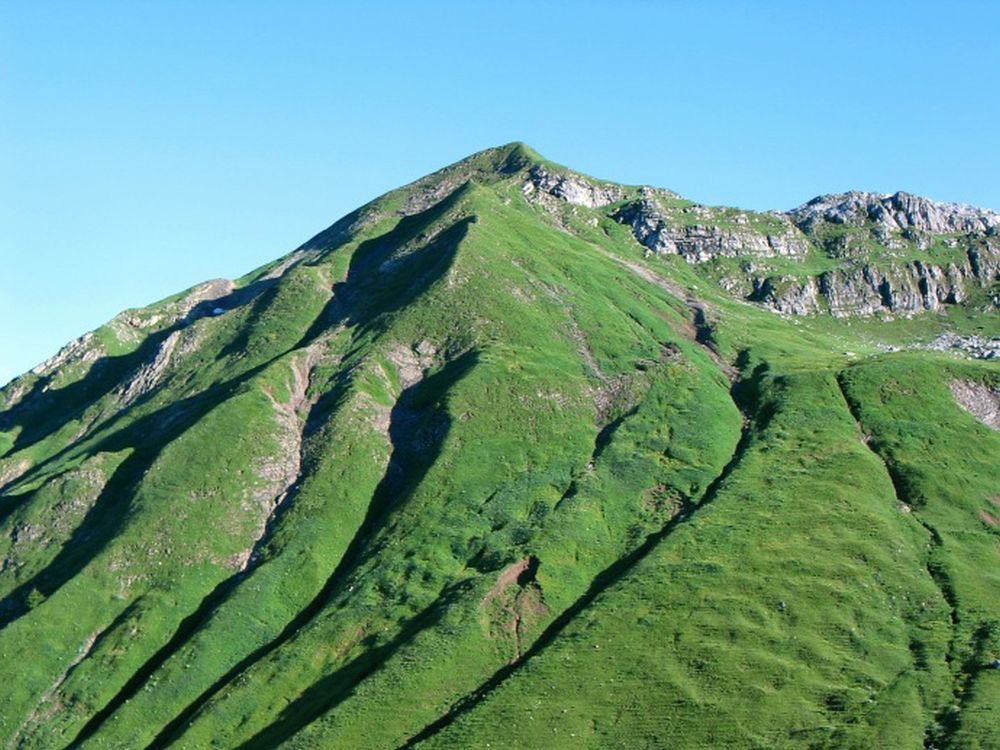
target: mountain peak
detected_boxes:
[1,143,999,749]
[790,189,1000,235]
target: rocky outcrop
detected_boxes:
[10,278,237,393]
[662,189,1000,318]
[749,276,822,315]
[751,245,1000,317]
[817,267,887,316]
[949,379,1000,429]
[821,260,965,316]
[105,278,236,347]
[29,332,104,380]
[615,194,810,263]
[116,330,182,406]
[398,177,469,217]
[524,165,624,209]
[927,334,1000,360]
[790,191,1000,236]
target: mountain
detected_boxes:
[1,143,998,749]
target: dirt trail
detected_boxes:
[596,248,736,380]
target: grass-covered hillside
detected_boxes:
[1,143,998,749]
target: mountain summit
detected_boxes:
[1,144,998,749]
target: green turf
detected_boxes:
[0,143,997,749]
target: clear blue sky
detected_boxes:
[3,1,998,385]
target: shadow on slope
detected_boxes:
[65,197,476,747]
[2,191,478,639]
[62,370,354,749]
[0,277,280,470]
[233,585,466,750]
[400,359,770,748]
[0,386,236,629]
[297,184,476,346]
[147,349,479,748]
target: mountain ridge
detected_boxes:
[11,141,1000,393]
[0,143,998,749]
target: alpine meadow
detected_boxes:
[1,143,999,749]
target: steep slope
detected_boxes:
[0,143,997,749]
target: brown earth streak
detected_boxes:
[482,558,533,608]
[481,557,548,658]
[979,510,999,528]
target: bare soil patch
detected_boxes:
[950,379,1000,431]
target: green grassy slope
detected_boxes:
[0,143,997,749]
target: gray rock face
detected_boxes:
[614,195,810,263]
[524,160,1000,320]
[820,260,963,316]
[612,188,1000,318]
[742,192,1000,316]
[750,248,1000,317]
[29,331,103,380]
[525,165,624,208]
[116,329,182,406]
[817,267,887,316]
[749,276,822,315]
[789,191,1000,236]
[949,379,1000,431]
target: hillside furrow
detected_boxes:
[146,329,741,748]
[68,356,329,748]
[88,415,362,748]
[146,351,480,749]
[0,450,150,632]
[241,344,326,571]
[595,247,736,380]
[4,142,999,749]
[8,611,125,749]
[399,371,756,749]
[229,586,467,750]
[66,202,474,748]
[1,351,317,637]
[833,372,964,747]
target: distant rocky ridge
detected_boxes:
[389,152,999,322]
[613,192,810,262]
[789,191,1000,237]
[746,253,999,317]
[527,166,1000,318]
